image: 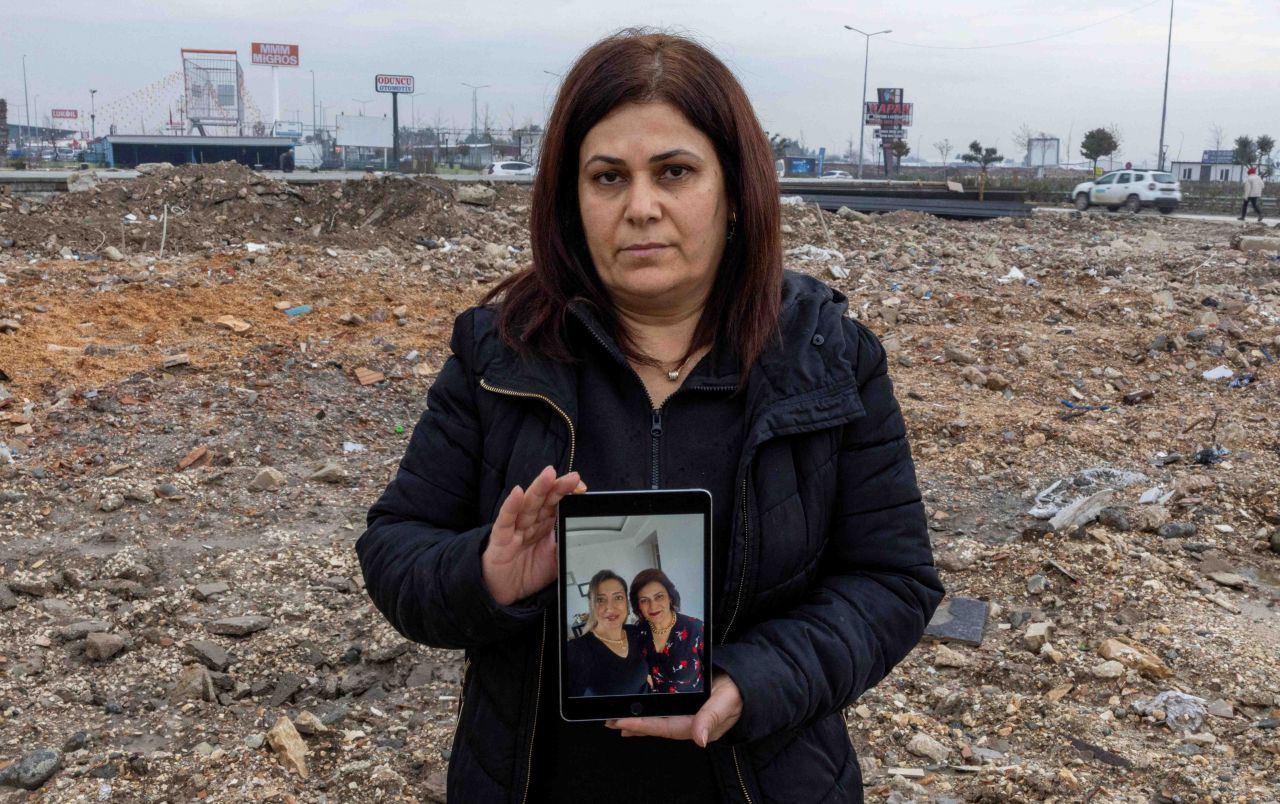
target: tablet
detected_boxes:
[557,489,713,722]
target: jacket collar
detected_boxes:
[475,272,865,439]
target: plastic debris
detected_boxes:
[1060,399,1111,412]
[996,267,1026,284]
[1201,365,1233,381]
[245,243,268,253]
[342,441,367,453]
[1228,373,1255,389]
[284,305,312,317]
[1133,691,1207,733]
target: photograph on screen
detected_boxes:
[562,513,706,699]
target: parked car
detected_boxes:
[485,161,535,176]
[820,170,853,180]
[1072,170,1181,214]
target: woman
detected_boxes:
[631,569,704,694]
[566,570,649,697]
[358,29,942,803]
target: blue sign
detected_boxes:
[790,158,814,175]
[1202,150,1234,165]
[817,147,826,176]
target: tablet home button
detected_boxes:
[630,702,643,715]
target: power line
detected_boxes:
[883,0,1163,51]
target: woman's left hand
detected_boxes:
[606,674,742,747]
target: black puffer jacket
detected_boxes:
[358,272,943,803]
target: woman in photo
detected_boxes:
[358,28,942,803]
[631,569,704,694]
[566,570,649,697]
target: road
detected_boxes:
[1034,204,1276,227]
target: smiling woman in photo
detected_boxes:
[566,570,649,697]
[631,568,704,694]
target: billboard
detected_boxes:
[865,102,913,127]
[336,114,392,148]
[1201,150,1233,165]
[251,43,300,67]
[375,74,415,94]
[52,109,78,120]
[1027,137,1060,167]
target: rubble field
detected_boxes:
[1,163,1279,803]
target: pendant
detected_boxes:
[666,370,679,381]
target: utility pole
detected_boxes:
[461,82,489,140]
[1156,0,1174,171]
[22,54,31,150]
[90,88,97,140]
[309,69,317,138]
[843,26,892,179]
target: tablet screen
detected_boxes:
[558,490,712,721]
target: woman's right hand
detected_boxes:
[482,466,585,606]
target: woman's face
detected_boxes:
[592,579,628,629]
[636,581,672,624]
[577,101,730,315]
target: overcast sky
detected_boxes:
[3,0,1276,167]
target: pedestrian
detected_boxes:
[357,28,942,804]
[1241,167,1265,222]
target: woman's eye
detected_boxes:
[595,171,622,185]
[663,165,690,179]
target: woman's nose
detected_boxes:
[624,178,661,224]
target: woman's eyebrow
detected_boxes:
[583,149,704,169]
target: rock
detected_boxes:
[0,582,17,611]
[308,462,347,484]
[58,620,111,641]
[836,206,871,223]
[1049,490,1114,532]
[338,312,366,326]
[213,315,251,334]
[1271,529,1280,554]
[186,639,231,671]
[933,644,973,668]
[1207,571,1247,589]
[171,665,217,702]
[454,184,497,207]
[9,574,56,597]
[1157,522,1197,540]
[134,162,174,175]
[103,246,125,262]
[984,371,1010,391]
[98,493,125,512]
[193,582,229,601]
[424,769,448,803]
[67,174,98,193]
[269,673,305,707]
[293,710,329,735]
[1207,699,1233,718]
[84,632,126,662]
[1026,574,1049,595]
[0,318,20,334]
[1097,506,1132,531]
[905,733,950,763]
[208,615,271,636]
[945,347,978,365]
[1092,660,1126,679]
[961,366,987,386]
[1238,235,1280,252]
[0,748,61,790]
[245,733,266,750]
[245,466,284,489]
[267,716,309,779]
[1098,637,1172,679]
[1024,621,1052,651]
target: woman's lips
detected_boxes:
[621,243,668,258]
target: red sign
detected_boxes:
[864,101,913,127]
[51,109,78,120]
[251,42,300,67]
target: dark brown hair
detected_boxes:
[630,568,681,615]
[482,28,782,375]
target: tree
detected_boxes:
[934,138,952,166]
[1233,135,1258,167]
[888,140,910,175]
[1012,123,1034,154]
[1080,127,1119,174]
[960,140,1002,174]
[1209,124,1226,151]
[767,132,800,158]
[1258,135,1275,179]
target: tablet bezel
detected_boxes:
[557,489,713,722]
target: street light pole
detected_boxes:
[461,82,490,139]
[1156,0,1174,171]
[90,89,97,140]
[843,26,892,180]
[309,69,317,138]
[22,55,31,150]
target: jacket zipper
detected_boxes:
[477,377,576,804]
[723,474,753,804]
[650,409,663,489]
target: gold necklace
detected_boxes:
[650,611,677,638]
[592,629,626,646]
[663,353,694,382]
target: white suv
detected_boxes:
[1072,170,1181,213]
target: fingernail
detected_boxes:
[574,482,587,493]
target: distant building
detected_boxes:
[1170,150,1260,183]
